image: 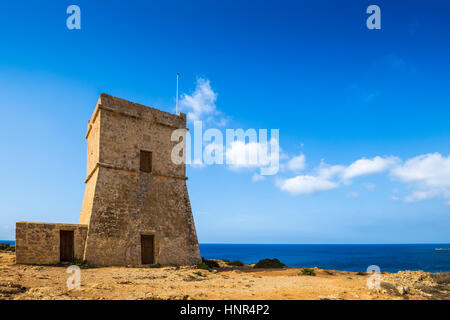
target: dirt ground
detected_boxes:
[0,252,448,300]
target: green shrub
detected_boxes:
[300,268,316,276]
[226,260,244,267]
[253,258,286,269]
[193,271,206,277]
[197,262,210,270]
[149,263,161,268]
[201,257,220,269]
[70,259,96,269]
[0,243,14,252]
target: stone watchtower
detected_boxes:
[79,94,201,266]
[16,93,201,266]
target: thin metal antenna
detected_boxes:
[176,73,179,114]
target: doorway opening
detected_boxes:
[141,235,154,264]
[60,230,74,262]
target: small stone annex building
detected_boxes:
[16,93,201,266]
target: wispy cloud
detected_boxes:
[277,152,450,205]
[252,173,266,182]
[180,78,226,125]
[226,138,278,171]
[391,153,450,203]
[285,153,306,172]
[275,154,406,196]
[391,153,450,188]
[341,156,400,180]
[277,175,338,195]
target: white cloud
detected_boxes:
[279,150,290,162]
[391,153,450,203]
[402,188,450,203]
[226,138,277,170]
[403,188,450,203]
[277,160,342,195]
[276,151,450,204]
[317,163,345,180]
[180,78,225,124]
[277,155,398,196]
[391,153,450,188]
[226,140,264,169]
[341,156,399,180]
[278,175,338,195]
[286,154,306,172]
[313,156,398,182]
[404,190,436,203]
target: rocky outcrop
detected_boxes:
[382,271,450,299]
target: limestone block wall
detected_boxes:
[15,222,88,265]
[97,94,187,178]
[83,167,201,266]
[83,167,141,265]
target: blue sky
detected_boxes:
[0,0,449,243]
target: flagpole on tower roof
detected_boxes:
[176,72,179,115]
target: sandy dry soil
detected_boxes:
[0,252,448,300]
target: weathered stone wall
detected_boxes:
[80,94,201,266]
[15,222,87,265]
[79,98,102,225]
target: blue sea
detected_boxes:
[2,241,449,273]
[200,243,450,273]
